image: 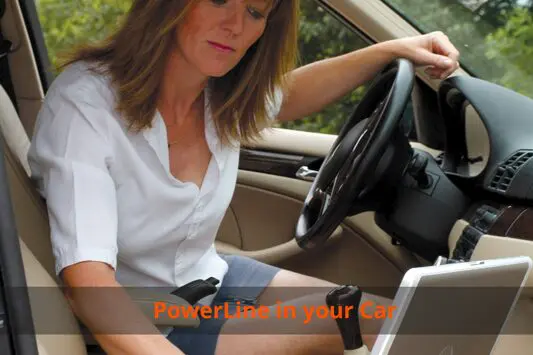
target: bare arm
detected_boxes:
[62,262,184,355]
[276,32,460,123]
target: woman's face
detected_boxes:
[176,0,272,77]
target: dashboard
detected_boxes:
[375,75,533,263]
[462,103,489,177]
[438,76,533,201]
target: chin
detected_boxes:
[201,65,235,78]
[202,70,227,78]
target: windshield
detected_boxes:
[381,0,533,99]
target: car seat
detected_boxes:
[0,74,198,355]
[0,80,88,354]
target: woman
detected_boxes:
[28,0,460,354]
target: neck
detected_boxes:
[158,49,208,125]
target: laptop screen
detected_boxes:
[378,260,529,355]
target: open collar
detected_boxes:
[141,89,228,173]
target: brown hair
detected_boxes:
[56,0,300,146]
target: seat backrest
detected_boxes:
[0,81,56,277]
[0,84,88,355]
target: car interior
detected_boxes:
[1,0,533,354]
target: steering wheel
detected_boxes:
[295,58,415,250]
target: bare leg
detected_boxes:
[214,269,391,355]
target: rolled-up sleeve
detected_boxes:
[28,87,118,276]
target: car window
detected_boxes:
[274,0,372,135]
[35,0,132,75]
[275,0,415,137]
[381,0,533,99]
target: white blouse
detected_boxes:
[27,61,283,304]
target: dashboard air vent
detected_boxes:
[489,150,533,193]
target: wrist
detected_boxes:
[378,39,404,60]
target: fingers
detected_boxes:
[425,63,459,80]
[425,59,460,79]
[432,31,460,61]
[429,31,460,79]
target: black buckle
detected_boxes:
[171,277,220,305]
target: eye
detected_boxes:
[211,0,227,5]
[247,5,265,20]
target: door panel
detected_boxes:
[215,129,439,293]
[227,185,304,251]
[216,170,411,297]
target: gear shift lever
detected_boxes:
[326,285,370,355]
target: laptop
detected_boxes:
[371,256,532,355]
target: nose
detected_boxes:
[222,3,245,36]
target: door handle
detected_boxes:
[296,166,317,181]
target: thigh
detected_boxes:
[214,266,388,354]
[219,255,339,306]
[259,266,392,308]
[167,254,282,355]
[216,253,281,302]
[215,267,345,355]
[257,268,338,306]
[256,265,392,343]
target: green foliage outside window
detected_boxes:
[37,0,131,73]
[276,1,370,134]
[486,7,533,96]
[383,0,533,97]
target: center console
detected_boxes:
[452,202,533,264]
[446,203,533,355]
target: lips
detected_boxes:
[208,41,235,53]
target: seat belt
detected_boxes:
[0,0,18,112]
